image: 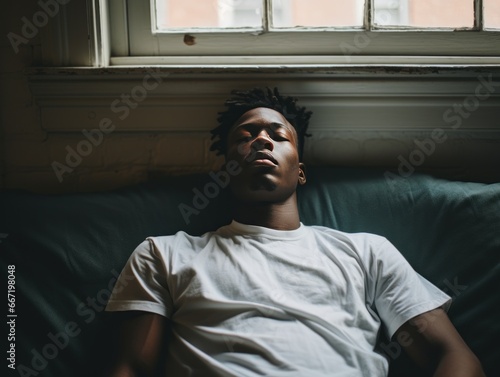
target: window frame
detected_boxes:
[103,0,500,67]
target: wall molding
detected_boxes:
[29,68,500,136]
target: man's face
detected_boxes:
[226,107,306,204]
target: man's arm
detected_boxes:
[394,308,485,377]
[105,311,170,377]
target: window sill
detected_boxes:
[108,55,500,68]
[27,62,500,76]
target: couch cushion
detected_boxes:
[1,167,498,376]
[298,167,500,376]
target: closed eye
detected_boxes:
[237,136,252,143]
[273,134,289,141]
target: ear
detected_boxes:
[298,162,307,185]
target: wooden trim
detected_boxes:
[109,55,500,66]
[475,0,484,31]
[28,69,500,135]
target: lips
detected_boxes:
[246,151,278,166]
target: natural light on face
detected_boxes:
[154,0,500,31]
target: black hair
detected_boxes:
[210,87,312,160]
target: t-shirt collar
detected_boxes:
[227,220,306,240]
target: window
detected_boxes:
[219,0,265,29]
[105,0,500,66]
[374,0,408,26]
[151,0,364,31]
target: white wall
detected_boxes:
[1,3,499,194]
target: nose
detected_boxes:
[251,130,274,151]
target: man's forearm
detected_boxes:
[433,350,485,377]
[107,363,143,377]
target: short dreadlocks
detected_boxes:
[210,87,312,160]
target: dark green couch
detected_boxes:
[1,167,499,377]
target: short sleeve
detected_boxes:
[371,239,451,339]
[105,238,174,318]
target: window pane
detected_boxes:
[272,0,364,28]
[484,0,500,29]
[155,0,263,30]
[374,0,473,28]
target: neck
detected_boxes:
[232,193,301,230]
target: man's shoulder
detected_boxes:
[148,228,215,244]
[305,224,388,244]
[139,229,212,256]
[304,225,396,272]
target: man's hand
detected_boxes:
[394,308,485,377]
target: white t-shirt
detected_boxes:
[106,221,451,377]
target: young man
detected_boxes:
[105,88,484,376]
